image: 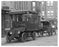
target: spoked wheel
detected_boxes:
[40,31,44,37]
[32,32,36,40]
[52,30,56,35]
[6,35,11,43]
[6,32,12,43]
[47,30,51,36]
[47,28,53,36]
[20,32,27,42]
[37,32,41,37]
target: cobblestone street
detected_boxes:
[2,34,57,46]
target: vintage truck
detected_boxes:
[4,11,56,42]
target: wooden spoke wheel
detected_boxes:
[6,32,13,43]
[40,31,44,37]
[32,32,36,40]
[47,30,51,36]
[6,35,11,43]
[20,32,27,42]
[52,30,56,35]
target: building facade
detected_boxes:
[41,1,58,20]
[2,1,32,12]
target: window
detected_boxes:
[51,1,53,6]
[33,8,35,11]
[42,11,44,16]
[48,11,50,13]
[51,14,53,15]
[32,2,35,11]
[47,1,50,6]
[42,11,44,15]
[22,14,26,21]
[47,14,50,16]
[51,11,54,13]
[48,16,52,18]
[32,2,35,7]
[42,2,44,4]
[18,15,22,22]
[42,13,44,16]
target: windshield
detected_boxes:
[22,14,39,24]
[11,13,39,24]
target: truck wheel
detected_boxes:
[50,30,53,36]
[52,30,56,35]
[6,35,11,43]
[47,31,51,36]
[40,31,43,37]
[32,32,36,40]
[20,32,27,42]
[6,32,12,43]
[54,31,56,35]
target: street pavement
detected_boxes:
[1,34,57,46]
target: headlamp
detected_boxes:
[18,31,20,34]
[52,25,55,28]
[44,31,47,32]
[10,32,12,34]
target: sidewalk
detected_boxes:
[1,37,6,45]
